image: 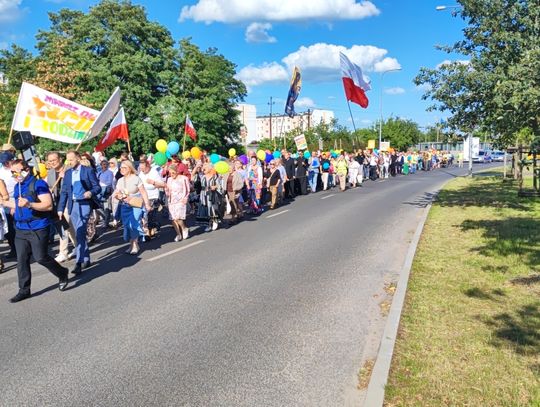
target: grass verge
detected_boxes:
[385,172,540,406]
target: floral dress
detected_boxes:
[167,175,190,221]
[247,164,262,213]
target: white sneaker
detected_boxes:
[212,221,218,231]
[174,235,182,242]
[182,229,189,240]
[55,254,68,263]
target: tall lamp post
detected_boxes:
[378,68,401,149]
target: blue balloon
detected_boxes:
[210,153,220,164]
[166,151,172,159]
[292,153,298,159]
[273,150,281,159]
[265,152,273,163]
[331,152,338,158]
[167,141,180,155]
[323,162,330,170]
[303,151,311,159]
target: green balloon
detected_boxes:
[154,151,168,166]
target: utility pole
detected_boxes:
[307,108,311,130]
[268,97,275,140]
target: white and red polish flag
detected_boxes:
[185,114,197,141]
[95,107,129,152]
[340,52,371,108]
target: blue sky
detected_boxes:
[1,0,467,131]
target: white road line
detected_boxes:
[266,209,289,219]
[321,194,336,200]
[146,240,206,262]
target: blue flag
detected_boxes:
[285,67,302,118]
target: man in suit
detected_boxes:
[57,150,101,274]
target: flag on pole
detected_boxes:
[85,87,121,141]
[285,66,302,118]
[95,107,129,152]
[339,52,371,108]
[185,115,197,141]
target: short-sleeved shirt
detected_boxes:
[14,176,51,230]
[117,174,142,196]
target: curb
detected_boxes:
[363,202,432,406]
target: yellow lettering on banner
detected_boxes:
[58,109,81,129]
[24,115,31,128]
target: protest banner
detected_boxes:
[11,82,100,144]
[294,134,308,150]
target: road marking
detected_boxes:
[146,240,206,262]
[266,209,289,219]
[321,194,336,200]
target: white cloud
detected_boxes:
[436,59,470,69]
[180,0,380,23]
[237,43,401,89]
[415,83,432,92]
[245,22,277,43]
[0,0,23,22]
[295,97,316,109]
[385,87,405,95]
[235,62,289,89]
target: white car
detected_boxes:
[472,150,493,163]
[491,151,510,162]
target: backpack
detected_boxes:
[27,177,54,220]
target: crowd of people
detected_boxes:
[0,143,455,303]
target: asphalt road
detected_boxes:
[0,163,499,406]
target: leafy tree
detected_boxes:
[415,0,540,149]
[381,117,422,151]
[0,45,36,138]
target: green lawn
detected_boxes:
[385,172,540,406]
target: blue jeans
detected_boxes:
[70,201,91,264]
[308,171,319,192]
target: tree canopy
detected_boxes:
[415,0,540,149]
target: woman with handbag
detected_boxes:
[165,164,190,242]
[113,160,151,255]
[198,164,223,232]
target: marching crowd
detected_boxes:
[0,143,454,303]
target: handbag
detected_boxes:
[128,196,144,208]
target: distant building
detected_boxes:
[256,109,334,140]
[235,104,257,145]
[0,72,8,86]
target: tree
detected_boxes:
[0,45,36,139]
[415,0,540,149]
[29,0,246,157]
[381,117,422,151]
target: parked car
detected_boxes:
[491,151,510,162]
[472,150,493,163]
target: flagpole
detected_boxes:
[8,82,26,144]
[347,101,357,132]
[182,114,188,152]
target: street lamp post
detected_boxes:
[378,68,401,149]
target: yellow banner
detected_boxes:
[367,139,376,149]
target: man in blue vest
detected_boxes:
[57,150,101,275]
[6,159,69,303]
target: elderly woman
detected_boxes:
[197,163,223,232]
[113,160,151,255]
[166,163,191,242]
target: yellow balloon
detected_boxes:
[190,146,202,160]
[181,150,191,159]
[214,161,230,174]
[156,139,168,153]
[256,150,266,161]
[228,148,236,157]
